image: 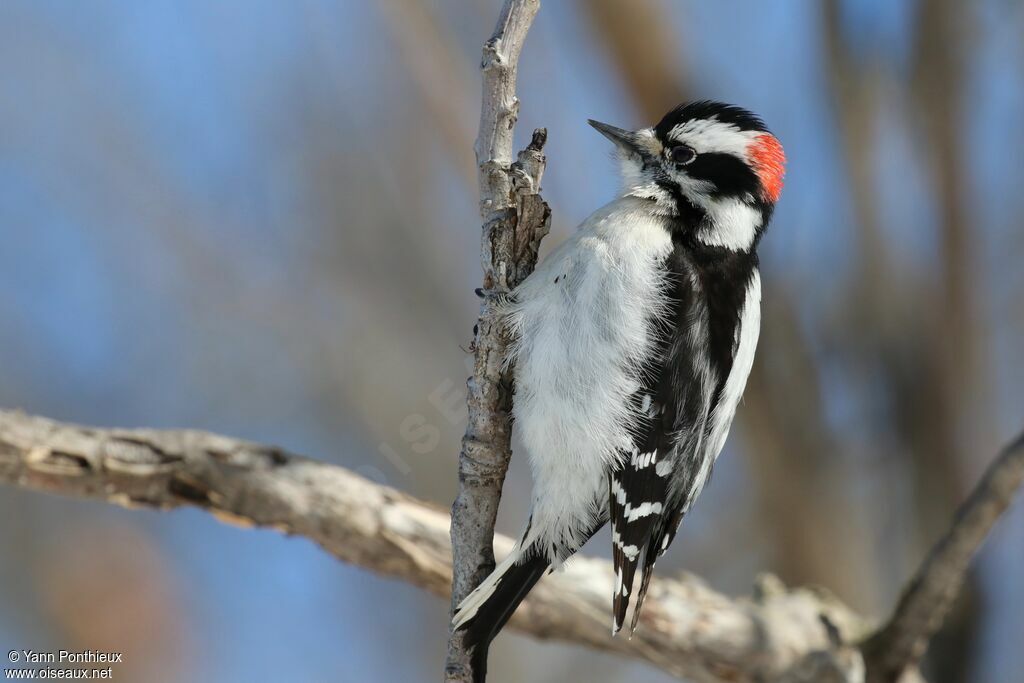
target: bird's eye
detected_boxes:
[669,145,696,165]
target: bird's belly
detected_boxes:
[513,299,641,557]
[509,218,671,557]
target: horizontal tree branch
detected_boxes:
[4,409,1019,682]
[1,408,870,682]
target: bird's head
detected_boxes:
[589,101,785,251]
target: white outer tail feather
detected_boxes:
[451,547,521,630]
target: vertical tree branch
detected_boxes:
[446,1,549,681]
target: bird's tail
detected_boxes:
[451,547,549,683]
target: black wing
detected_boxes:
[610,245,716,635]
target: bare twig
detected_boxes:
[863,432,1024,682]
[0,408,868,683]
[446,0,549,680]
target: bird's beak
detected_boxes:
[588,119,647,157]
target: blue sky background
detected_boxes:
[1,1,1022,681]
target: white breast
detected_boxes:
[505,197,673,560]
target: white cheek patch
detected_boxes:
[668,117,759,158]
[694,197,762,251]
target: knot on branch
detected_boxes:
[25,446,92,476]
[168,474,222,507]
[103,437,182,475]
[480,38,506,71]
[511,128,547,196]
[458,437,513,485]
[203,443,289,469]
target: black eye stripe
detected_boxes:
[683,152,760,198]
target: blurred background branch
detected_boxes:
[865,432,1024,683]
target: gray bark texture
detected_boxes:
[445,0,549,680]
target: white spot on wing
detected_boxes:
[611,477,627,506]
[625,501,664,521]
[629,450,657,468]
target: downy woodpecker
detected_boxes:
[452,101,785,677]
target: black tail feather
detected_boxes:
[631,510,685,632]
[458,553,549,683]
[612,548,641,634]
[630,550,657,633]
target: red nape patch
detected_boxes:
[748,134,786,202]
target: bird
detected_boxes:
[451,101,785,680]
